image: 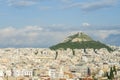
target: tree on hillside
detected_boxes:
[55,51,58,59]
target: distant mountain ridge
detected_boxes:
[105,34,120,46]
[50,32,113,51]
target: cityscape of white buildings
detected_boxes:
[0,46,120,80]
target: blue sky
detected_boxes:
[0,0,120,48]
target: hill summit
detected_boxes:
[50,32,112,51]
[63,32,93,43]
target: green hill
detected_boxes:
[50,32,113,51]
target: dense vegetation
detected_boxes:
[50,41,113,51]
[50,32,113,52]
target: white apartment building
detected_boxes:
[0,70,4,77]
[13,69,33,77]
[5,70,12,76]
[49,68,56,78]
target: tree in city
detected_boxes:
[106,67,114,80]
[72,49,75,55]
[87,67,91,76]
[113,65,117,75]
[34,50,38,55]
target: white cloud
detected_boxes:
[7,0,36,7]
[82,23,90,27]
[39,6,52,10]
[98,30,120,39]
[0,27,16,38]
[0,26,43,47]
[51,24,66,27]
[5,0,118,10]
[0,26,70,47]
[81,0,117,11]
[24,25,43,31]
[60,0,73,3]
[63,0,118,11]
[6,0,73,7]
[88,30,120,40]
[0,24,120,47]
